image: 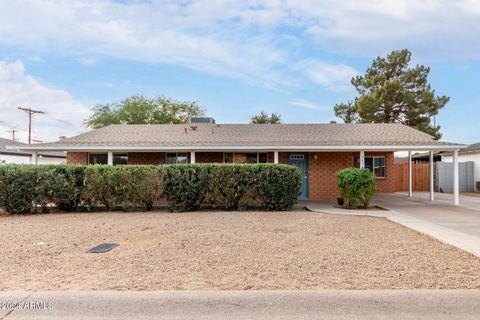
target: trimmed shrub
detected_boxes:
[0,165,84,214]
[252,164,302,210]
[83,165,161,211]
[336,168,376,209]
[161,164,301,211]
[0,163,301,213]
[0,165,38,213]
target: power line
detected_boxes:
[17,106,45,144]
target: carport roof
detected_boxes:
[8,123,465,152]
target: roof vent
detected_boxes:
[189,117,216,124]
[330,120,337,124]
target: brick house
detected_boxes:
[12,120,464,202]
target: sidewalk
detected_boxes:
[1,290,480,319]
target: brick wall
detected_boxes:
[279,151,396,200]
[128,152,165,165]
[66,152,88,164]
[307,152,355,200]
[366,152,396,194]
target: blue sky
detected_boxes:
[0,0,479,144]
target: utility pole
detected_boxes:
[18,106,45,144]
[7,129,17,141]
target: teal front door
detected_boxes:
[286,153,308,200]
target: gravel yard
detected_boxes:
[1,210,480,290]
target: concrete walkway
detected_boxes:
[2,290,480,319]
[306,192,480,257]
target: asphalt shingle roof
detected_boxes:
[0,137,66,157]
[26,123,462,149]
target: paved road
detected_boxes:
[1,290,480,319]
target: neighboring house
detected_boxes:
[442,142,480,192]
[11,120,463,201]
[411,152,443,164]
[0,137,66,164]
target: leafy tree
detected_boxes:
[334,49,449,139]
[85,95,204,129]
[250,110,281,124]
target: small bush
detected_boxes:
[336,168,376,209]
[477,181,480,192]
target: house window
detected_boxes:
[224,152,268,164]
[113,153,128,165]
[89,153,108,165]
[88,153,128,165]
[166,152,189,164]
[364,156,386,178]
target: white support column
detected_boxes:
[107,151,113,165]
[408,151,413,197]
[31,151,38,165]
[429,150,435,201]
[359,151,365,169]
[190,151,196,164]
[453,149,459,206]
[274,151,279,164]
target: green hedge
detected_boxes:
[336,167,376,209]
[0,163,301,213]
[0,165,85,213]
[161,164,301,211]
[83,165,162,211]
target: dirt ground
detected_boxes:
[1,210,480,290]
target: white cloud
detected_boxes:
[286,0,480,60]
[0,60,91,143]
[0,0,290,88]
[0,0,477,92]
[77,57,97,66]
[291,99,324,110]
[294,59,358,91]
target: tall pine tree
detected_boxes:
[334,49,449,139]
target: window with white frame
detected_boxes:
[88,153,128,165]
[88,153,108,165]
[364,156,386,178]
[224,152,268,164]
[166,152,189,164]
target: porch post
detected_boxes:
[429,150,435,201]
[31,151,38,165]
[107,151,113,165]
[274,151,279,164]
[190,151,196,164]
[453,149,459,206]
[359,151,365,169]
[408,151,413,197]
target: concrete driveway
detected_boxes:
[375,192,480,238]
[307,192,480,257]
